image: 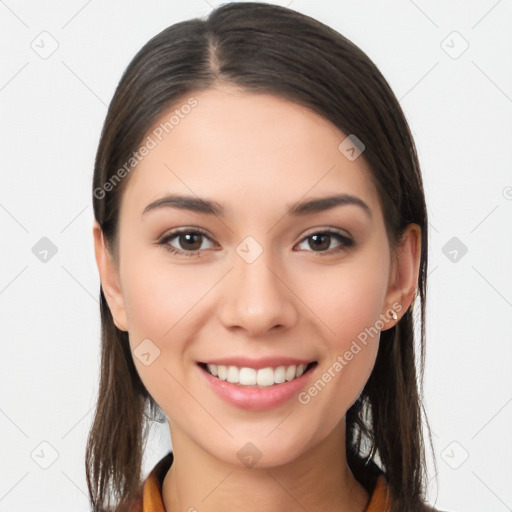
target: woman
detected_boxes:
[87,2,443,511]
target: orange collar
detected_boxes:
[139,453,391,512]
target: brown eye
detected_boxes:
[297,230,354,254]
[177,233,203,251]
[158,229,215,257]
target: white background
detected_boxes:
[1,1,511,511]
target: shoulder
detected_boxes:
[122,452,174,512]
[364,475,453,512]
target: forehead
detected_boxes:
[120,86,382,222]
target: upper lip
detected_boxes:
[198,357,316,370]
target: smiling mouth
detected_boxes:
[198,361,318,388]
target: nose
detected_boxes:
[217,246,299,337]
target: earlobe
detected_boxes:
[381,224,422,329]
[92,221,129,331]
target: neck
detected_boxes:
[162,421,370,512]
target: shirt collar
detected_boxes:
[140,452,391,512]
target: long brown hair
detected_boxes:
[87,2,436,511]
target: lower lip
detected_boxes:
[198,363,317,411]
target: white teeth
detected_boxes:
[285,365,296,381]
[205,363,310,386]
[274,366,286,384]
[240,367,257,385]
[227,365,238,383]
[256,367,274,387]
[217,365,227,380]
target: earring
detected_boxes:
[390,310,398,320]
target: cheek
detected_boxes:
[119,250,220,405]
[121,253,210,342]
[296,258,387,421]
[333,266,387,367]
[303,257,388,346]
[120,257,202,413]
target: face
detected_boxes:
[96,85,414,468]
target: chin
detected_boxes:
[206,433,314,470]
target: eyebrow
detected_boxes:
[142,193,372,219]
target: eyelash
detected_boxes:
[156,227,354,258]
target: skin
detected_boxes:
[93,85,421,512]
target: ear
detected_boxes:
[92,221,129,331]
[381,223,422,330]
